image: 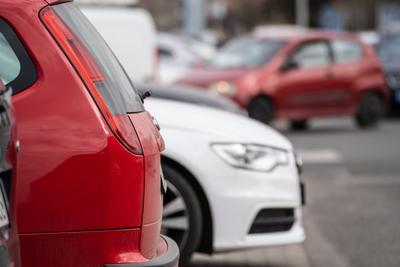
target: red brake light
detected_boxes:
[41,7,142,154]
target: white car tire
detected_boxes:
[162,164,203,266]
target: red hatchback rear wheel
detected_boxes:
[355,92,384,128]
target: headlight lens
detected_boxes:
[208,81,236,96]
[211,143,289,172]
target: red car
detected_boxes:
[178,31,388,129]
[0,79,19,267]
[1,1,178,267]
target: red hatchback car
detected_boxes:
[178,31,388,129]
[1,1,178,267]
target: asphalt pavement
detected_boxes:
[191,117,400,267]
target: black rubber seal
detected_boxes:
[0,19,37,95]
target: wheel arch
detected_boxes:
[161,156,214,254]
[248,93,275,106]
[358,87,388,109]
[361,87,385,98]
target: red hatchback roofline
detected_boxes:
[45,0,72,4]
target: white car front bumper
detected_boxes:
[162,128,305,252]
[203,152,305,251]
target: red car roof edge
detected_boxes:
[45,0,73,5]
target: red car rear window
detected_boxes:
[51,3,144,115]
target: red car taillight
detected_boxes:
[41,8,143,154]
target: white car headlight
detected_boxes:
[208,81,236,96]
[211,143,289,172]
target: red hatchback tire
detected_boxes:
[355,92,385,129]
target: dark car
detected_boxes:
[377,34,400,114]
[138,83,246,115]
[0,79,19,267]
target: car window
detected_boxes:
[291,41,331,69]
[0,19,36,94]
[0,33,20,84]
[332,40,363,63]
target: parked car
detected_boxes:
[158,33,212,84]
[2,1,178,266]
[81,5,158,83]
[144,98,305,265]
[358,31,380,50]
[253,24,308,38]
[376,34,400,114]
[180,35,217,61]
[138,83,245,115]
[0,79,19,267]
[178,31,388,130]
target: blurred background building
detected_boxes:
[136,0,400,35]
[76,0,400,36]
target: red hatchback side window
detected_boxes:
[0,19,36,94]
[331,40,363,64]
[290,41,332,70]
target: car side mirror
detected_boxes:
[281,60,299,72]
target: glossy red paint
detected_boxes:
[1,1,175,266]
[129,112,163,258]
[178,32,389,121]
[19,229,145,266]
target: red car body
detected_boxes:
[1,0,178,266]
[178,31,388,127]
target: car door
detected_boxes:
[277,40,337,113]
[329,39,365,108]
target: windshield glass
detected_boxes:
[210,38,283,69]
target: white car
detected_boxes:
[358,31,380,50]
[145,98,305,264]
[253,24,308,38]
[158,32,216,84]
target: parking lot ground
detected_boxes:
[192,118,400,267]
[192,244,310,267]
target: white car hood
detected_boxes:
[145,98,293,150]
